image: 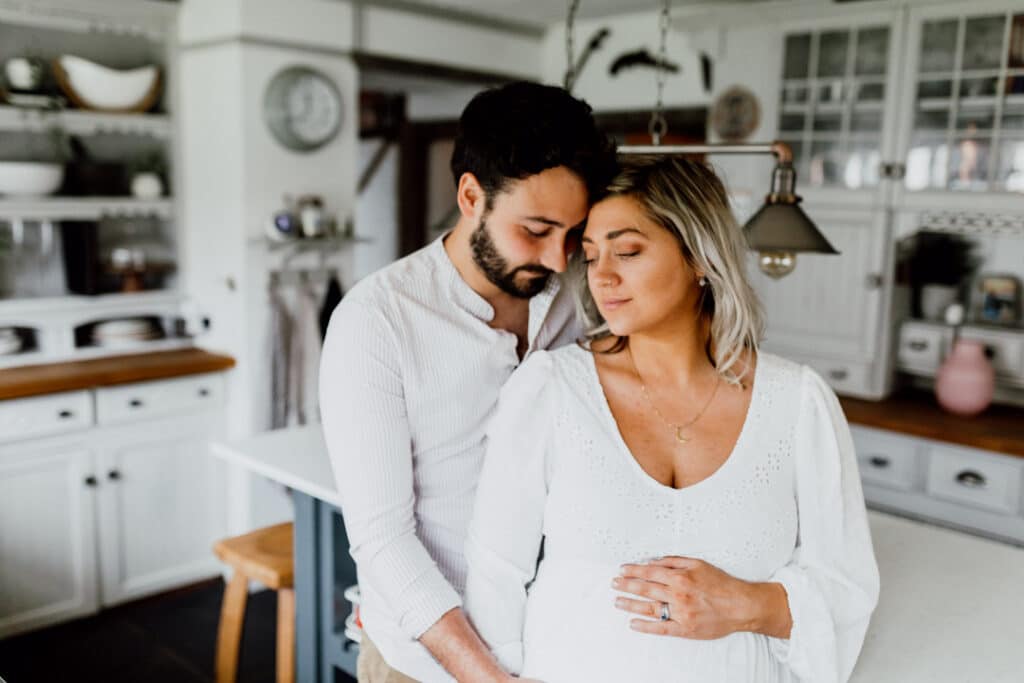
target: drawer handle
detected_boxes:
[198,387,210,397]
[58,409,75,419]
[907,340,928,351]
[828,368,848,381]
[129,398,144,408]
[868,456,890,468]
[84,475,98,488]
[108,469,121,481]
[955,470,987,489]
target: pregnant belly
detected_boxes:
[521,561,788,683]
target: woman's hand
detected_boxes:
[611,556,790,639]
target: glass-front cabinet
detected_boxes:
[777,19,897,195]
[901,2,1024,198]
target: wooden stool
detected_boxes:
[213,522,295,683]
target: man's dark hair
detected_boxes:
[450,81,617,205]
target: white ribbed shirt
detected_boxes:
[319,234,580,682]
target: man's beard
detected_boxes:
[470,217,553,299]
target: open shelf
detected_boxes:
[0,197,173,220]
[0,290,183,317]
[0,105,172,138]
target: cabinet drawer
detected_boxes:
[805,358,871,397]
[925,445,1023,515]
[897,321,951,375]
[852,427,919,491]
[959,329,1024,383]
[0,391,94,444]
[96,373,224,425]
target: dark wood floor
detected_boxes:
[0,578,357,683]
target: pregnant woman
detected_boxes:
[464,155,879,683]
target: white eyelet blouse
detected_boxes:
[464,344,880,683]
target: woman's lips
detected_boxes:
[601,298,632,311]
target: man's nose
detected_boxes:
[542,239,569,273]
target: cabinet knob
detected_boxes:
[907,340,929,352]
[868,456,890,468]
[84,475,98,487]
[955,470,986,489]
[108,469,121,481]
[58,409,75,419]
[828,368,849,381]
[129,398,144,408]
[865,273,884,289]
[198,387,210,397]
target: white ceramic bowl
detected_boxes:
[0,162,64,197]
[55,55,160,111]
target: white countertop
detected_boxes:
[212,426,1024,682]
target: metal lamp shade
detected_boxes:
[742,202,838,254]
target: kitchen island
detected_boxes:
[211,425,1024,683]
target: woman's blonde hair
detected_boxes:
[572,155,764,385]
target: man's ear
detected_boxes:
[456,172,486,220]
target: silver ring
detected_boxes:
[659,602,671,622]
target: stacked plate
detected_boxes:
[342,585,362,644]
[91,318,160,348]
[0,328,22,355]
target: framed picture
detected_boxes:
[970,273,1021,326]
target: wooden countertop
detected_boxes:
[0,348,236,401]
[840,390,1024,459]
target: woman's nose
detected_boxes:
[591,256,619,287]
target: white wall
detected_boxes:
[179,0,358,534]
[541,10,710,113]
[358,5,541,81]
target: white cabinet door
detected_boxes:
[0,439,98,638]
[94,413,226,606]
[894,0,1024,211]
[752,205,890,357]
[769,9,905,210]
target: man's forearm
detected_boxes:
[419,607,509,683]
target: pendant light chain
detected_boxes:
[564,0,582,91]
[649,0,671,145]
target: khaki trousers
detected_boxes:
[357,636,420,683]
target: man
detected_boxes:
[320,81,617,682]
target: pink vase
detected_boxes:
[934,339,995,417]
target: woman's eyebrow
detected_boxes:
[581,227,647,244]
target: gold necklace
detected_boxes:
[629,346,721,444]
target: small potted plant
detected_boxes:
[905,231,980,320]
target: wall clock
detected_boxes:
[710,85,760,143]
[263,65,343,152]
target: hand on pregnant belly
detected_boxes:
[611,556,758,640]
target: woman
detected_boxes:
[464,156,879,683]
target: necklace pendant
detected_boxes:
[675,427,690,444]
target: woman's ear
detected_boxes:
[456,172,486,220]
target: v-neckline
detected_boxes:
[581,345,763,494]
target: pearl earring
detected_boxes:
[698,276,708,287]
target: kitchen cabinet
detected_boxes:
[0,438,99,637]
[94,413,225,606]
[853,424,1024,546]
[896,0,1024,208]
[704,1,1024,399]
[0,371,228,638]
[774,10,904,208]
[751,203,894,398]
[896,319,1024,388]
